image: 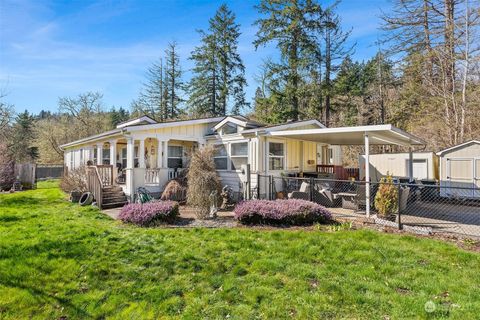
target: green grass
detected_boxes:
[1,181,479,319]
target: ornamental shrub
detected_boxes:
[119,200,179,226]
[234,199,332,225]
[374,174,398,216]
[0,142,15,191]
[186,146,221,219]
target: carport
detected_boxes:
[268,124,425,216]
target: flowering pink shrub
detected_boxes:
[234,199,332,225]
[119,200,179,226]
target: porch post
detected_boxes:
[157,139,163,168]
[96,143,103,165]
[408,146,414,182]
[365,134,370,217]
[126,138,134,169]
[109,139,118,182]
[126,137,135,197]
[162,140,169,169]
[109,139,117,166]
[138,138,146,168]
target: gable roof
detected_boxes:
[436,140,480,156]
[213,115,264,131]
[116,115,157,128]
[241,119,325,134]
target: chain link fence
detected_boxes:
[254,174,480,238]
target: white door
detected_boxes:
[475,158,480,198]
[447,158,474,198]
[406,159,428,180]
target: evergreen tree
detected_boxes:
[254,0,319,121]
[10,110,38,162]
[110,107,130,127]
[188,4,247,117]
[164,41,184,119]
[139,58,167,120]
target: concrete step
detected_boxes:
[103,186,123,192]
[102,201,127,209]
[103,196,128,203]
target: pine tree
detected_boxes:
[188,4,247,117]
[254,0,319,121]
[10,110,38,162]
[164,41,184,119]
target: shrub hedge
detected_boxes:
[234,199,332,225]
[119,200,179,226]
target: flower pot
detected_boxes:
[70,191,82,203]
[377,213,396,222]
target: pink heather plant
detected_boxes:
[234,199,332,225]
[119,200,179,226]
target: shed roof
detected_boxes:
[268,124,425,146]
[436,140,480,156]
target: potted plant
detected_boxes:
[374,174,398,222]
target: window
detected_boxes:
[168,146,183,169]
[328,148,333,165]
[103,148,110,165]
[222,123,237,135]
[269,142,285,170]
[69,151,74,170]
[213,144,228,170]
[79,148,84,165]
[93,148,98,164]
[121,147,127,169]
[231,142,248,171]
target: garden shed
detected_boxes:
[437,140,480,198]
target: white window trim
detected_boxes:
[230,141,248,172]
[213,143,229,171]
[268,140,286,171]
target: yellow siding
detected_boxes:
[303,141,317,172]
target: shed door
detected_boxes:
[406,159,428,179]
[446,158,474,198]
[475,159,480,198]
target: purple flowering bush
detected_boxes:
[234,199,332,225]
[118,200,179,226]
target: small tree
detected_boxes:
[186,146,221,218]
[0,143,15,191]
[374,174,398,216]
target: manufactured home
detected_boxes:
[61,115,424,211]
[437,140,480,198]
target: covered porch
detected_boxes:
[267,124,425,217]
[85,135,201,198]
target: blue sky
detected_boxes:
[0,0,392,114]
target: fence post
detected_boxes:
[309,177,314,201]
[257,173,260,200]
[397,183,403,230]
[269,175,273,200]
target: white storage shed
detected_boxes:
[437,140,480,198]
[359,152,438,182]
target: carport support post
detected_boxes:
[408,146,414,183]
[365,134,370,217]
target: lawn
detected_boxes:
[0,181,479,319]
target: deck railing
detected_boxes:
[145,168,161,185]
[86,166,103,209]
[96,165,113,187]
[168,168,184,180]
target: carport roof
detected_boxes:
[268,124,425,146]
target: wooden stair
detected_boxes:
[101,185,128,209]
